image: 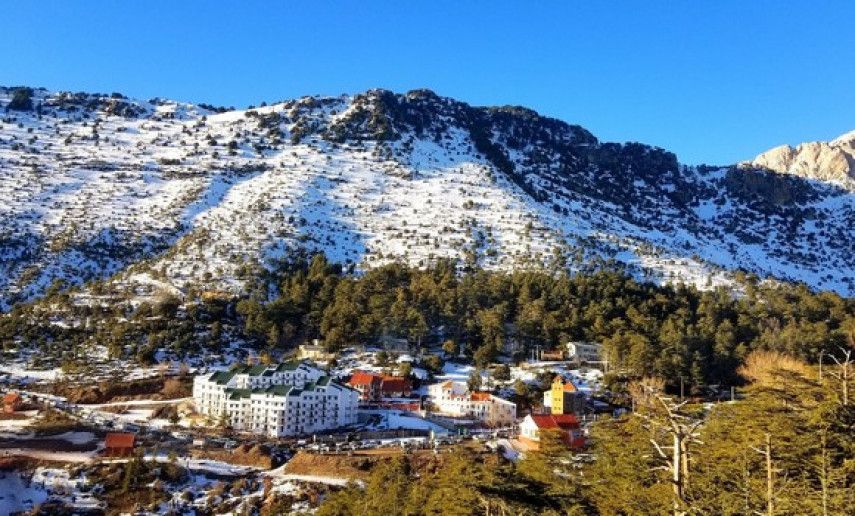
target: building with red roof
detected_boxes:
[427,381,516,427]
[3,392,22,413]
[519,413,585,449]
[347,371,412,401]
[104,432,136,457]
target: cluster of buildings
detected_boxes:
[427,380,517,427]
[347,370,412,400]
[191,354,592,450]
[192,361,359,437]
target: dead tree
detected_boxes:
[635,388,703,516]
[826,346,851,406]
[750,432,780,516]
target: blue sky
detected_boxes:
[2,1,854,165]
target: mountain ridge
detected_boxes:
[0,85,852,309]
[741,129,855,188]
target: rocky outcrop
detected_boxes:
[742,130,855,188]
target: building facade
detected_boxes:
[543,376,586,415]
[427,381,516,427]
[519,414,585,449]
[347,371,413,401]
[566,341,602,364]
[193,361,359,437]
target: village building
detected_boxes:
[297,342,335,362]
[540,349,566,361]
[192,361,359,437]
[427,381,516,427]
[103,432,136,457]
[566,341,603,365]
[543,376,586,415]
[519,414,585,449]
[347,371,412,401]
[3,391,22,413]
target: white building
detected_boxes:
[566,342,603,364]
[193,361,359,437]
[427,381,516,427]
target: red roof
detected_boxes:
[105,432,135,449]
[380,376,411,393]
[470,392,492,401]
[3,392,22,404]
[529,414,580,430]
[348,371,381,387]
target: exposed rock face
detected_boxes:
[1,86,853,307]
[742,130,855,188]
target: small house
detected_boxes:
[3,392,22,413]
[519,414,585,449]
[104,432,136,457]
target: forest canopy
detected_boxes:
[2,254,852,392]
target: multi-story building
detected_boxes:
[427,381,516,427]
[347,371,413,401]
[192,361,359,437]
[543,376,586,415]
[566,341,603,365]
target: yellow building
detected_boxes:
[547,376,585,415]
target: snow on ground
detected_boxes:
[2,87,850,312]
[435,361,476,382]
[0,364,62,383]
[51,431,97,445]
[364,410,449,434]
[0,449,95,463]
[83,397,192,409]
[0,471,49,514]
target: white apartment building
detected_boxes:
[427,380,516,427]
[566,341,603,364]
[193,361,359,437]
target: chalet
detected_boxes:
[104,432,136,457]
[3,392,22,413]
[543,376,586,415]
[519,414,585,449]
[347,371,412,400]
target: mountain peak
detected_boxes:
[0,85,853,307]
[741,129,855,188]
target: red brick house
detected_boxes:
[104,432,136,457]
[3,392,22,413]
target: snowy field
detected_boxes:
[1,86,851,313]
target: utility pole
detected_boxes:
[679,376,685,401]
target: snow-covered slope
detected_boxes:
[0,86,852,308]
[741,129,855,189]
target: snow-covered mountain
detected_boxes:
[1,86,852,309]
[741,130,855,189]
